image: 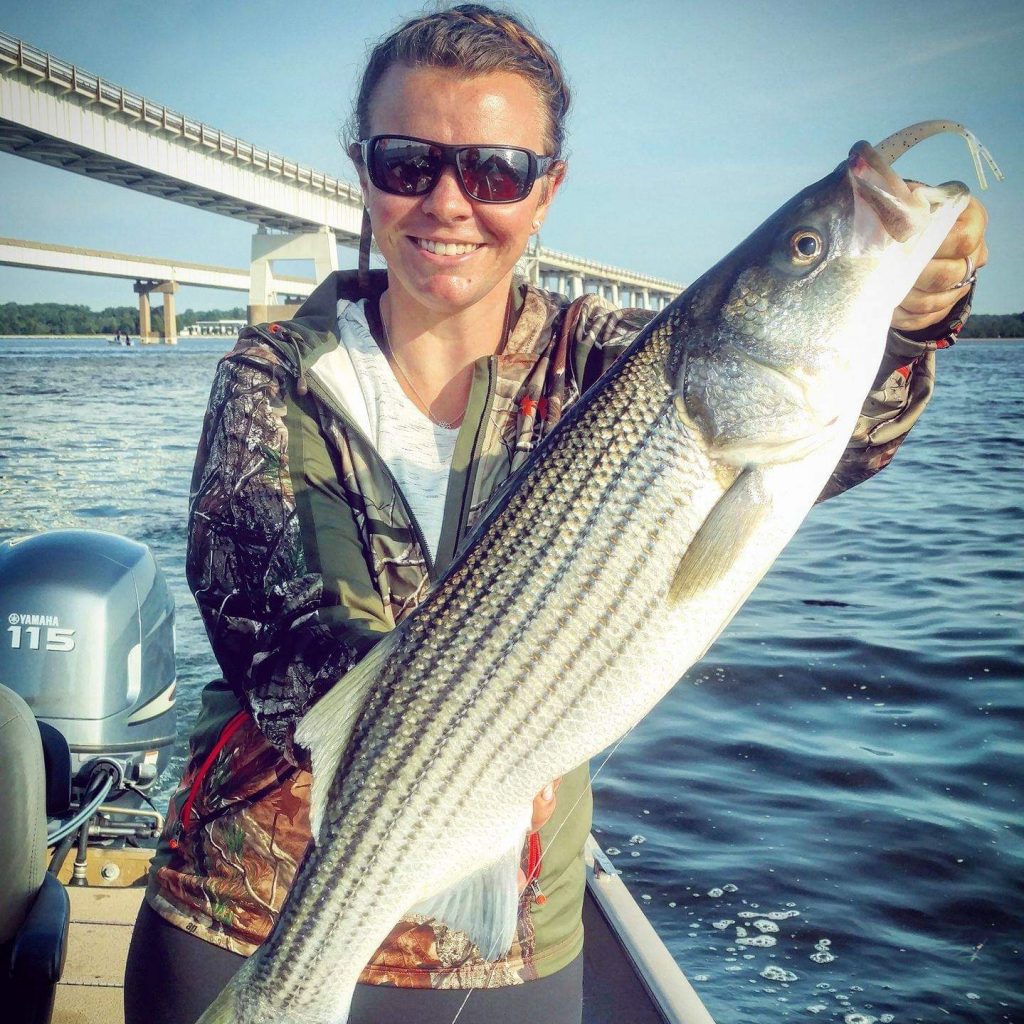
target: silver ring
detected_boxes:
[952,253,976,289]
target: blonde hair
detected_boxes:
[350,3,571,158]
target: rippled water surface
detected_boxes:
[1,337,1021,1023]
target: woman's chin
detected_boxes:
[392,270,514,317]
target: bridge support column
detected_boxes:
[134,280,178,343]
[135,284,152,341]
[570,275,583,299]
[249,227,337,324]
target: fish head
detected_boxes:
[675,142,969,466]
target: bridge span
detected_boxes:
[0,237,315,341]
[0,31,683,332]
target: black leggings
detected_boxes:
[124,902,583,1024]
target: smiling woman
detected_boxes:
[352,62,565,428]
[118,4,991,1024]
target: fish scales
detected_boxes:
[198,128,976,1024]
[253,323,715,1012]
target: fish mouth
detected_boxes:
[847,140,924,242]
[846,140,969,255]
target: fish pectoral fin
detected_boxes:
[712,427,830,468]
[294,633,397,844]
[668,467,776,610]
[407,840,523,961]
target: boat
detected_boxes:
[0,528,716,1024]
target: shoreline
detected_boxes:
[0,334,223,340]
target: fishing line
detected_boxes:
[447,725,638,1024]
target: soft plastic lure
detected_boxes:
[875,120,1004,190]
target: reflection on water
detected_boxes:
[2,337,1021,1022]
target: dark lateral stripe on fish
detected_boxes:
[309,346,672,874]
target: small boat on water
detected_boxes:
[0,529,715,1024]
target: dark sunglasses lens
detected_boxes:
[457,147,532,202]
[373,139,442,195]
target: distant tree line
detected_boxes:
[1,301,1020,339]
[0,303,247,336]
[957,312,1024,338]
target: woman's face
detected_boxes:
[360,64,564,318]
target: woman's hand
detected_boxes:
[891,189,989,333]
[517,777,561,893]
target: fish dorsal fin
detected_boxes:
[294,634,395,844]
[407,832,526,961]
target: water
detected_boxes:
[1,337,1021,1022]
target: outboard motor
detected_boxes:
[0,529,176,852]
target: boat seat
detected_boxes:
[0,683,70,1024]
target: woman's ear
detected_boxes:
[534,160,567,230]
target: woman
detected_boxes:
[125,5,988,1023]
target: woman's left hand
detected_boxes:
[891,190,989,333]
[517,777,561,893]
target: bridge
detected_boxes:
[0,238,316,340]
[0,31,683,340]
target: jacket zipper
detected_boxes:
[244,324,436,581]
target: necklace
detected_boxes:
[379,303,466,431]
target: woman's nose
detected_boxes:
[421,165,473,220]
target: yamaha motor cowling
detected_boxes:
[0,529,176,848]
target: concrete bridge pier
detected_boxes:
[133,279,178,343]
[249,227,337,324]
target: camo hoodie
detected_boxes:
[147,269,962,987]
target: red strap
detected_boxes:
[175,711,249,838]
[526,832,546,903]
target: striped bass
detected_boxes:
[198,128,978,1024]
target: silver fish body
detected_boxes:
[198,139,970,1024]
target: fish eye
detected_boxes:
[790,229,823,264]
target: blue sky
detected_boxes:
[0,0,1021,314]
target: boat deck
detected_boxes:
[55,886,138,1024]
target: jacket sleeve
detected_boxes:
[186,346,390,763]
[565,293,967,502]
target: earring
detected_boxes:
[532,220,541,232]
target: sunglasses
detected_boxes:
[357,134,558,204]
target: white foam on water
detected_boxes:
[737,935,777,948]
[754,919,780,933]
[761,966,799,983]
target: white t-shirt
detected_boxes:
[334,299,458,560]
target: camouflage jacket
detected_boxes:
[148,269,961,987]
